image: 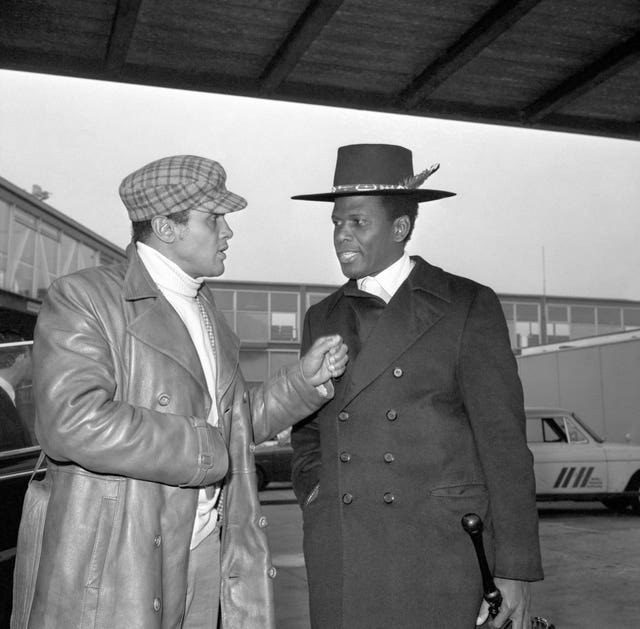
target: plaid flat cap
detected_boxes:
[119,155,247,221]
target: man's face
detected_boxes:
[169,209,233,278]
[332,195,403,279]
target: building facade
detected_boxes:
[208,280,640,386]
[0,175,125,337]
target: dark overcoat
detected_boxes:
[291,256,543,629]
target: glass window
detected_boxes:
[237,311,269,341]
[597,307,622,335]
[541,417,567,443]
[239,350,268,385]
[212,289,234,310]
[271,292,298,342]
[237,291,268,311]
[515,303,538,322]
[547,305,568,322]
[570,306,596,339]
[501,302,514,321]
[565,417,588,444]
[526,419,543,443]
[307,292,331,310]
[0,340,37,451]
[571,306,595,324]
[269,350,298,376]
[623,308,640,328]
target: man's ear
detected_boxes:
[392,216,410,242]
[151,216,175,243]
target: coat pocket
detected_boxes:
[11,475,51,629]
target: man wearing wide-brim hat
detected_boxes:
[291,144,543,629]
[14,155,348,629]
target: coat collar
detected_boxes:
[337,256,451,407]
[121,243,239,417]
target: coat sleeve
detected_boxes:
[33,276,228,488]
[458,285,543,581]
[290,310,323,507]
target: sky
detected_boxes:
[1,69,639,300]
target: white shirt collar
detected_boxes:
[136,241,202,299]
[357,252,414,302]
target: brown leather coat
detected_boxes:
[21,245,329,629]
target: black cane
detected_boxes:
[461,513,556,629]
[461,513,504,622]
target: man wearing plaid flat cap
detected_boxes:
[14,154,348,629]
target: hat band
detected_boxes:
[332,183,409,193]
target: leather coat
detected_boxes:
[20,245,330,629]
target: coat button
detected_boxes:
[157,393,170,406]
[383,492,395,504]
[338,411,349,422]
[153,535,162,547]
[268,566,277,578]
[339,451,352,463]
[342,492,353,504]
[393,367,403,378]
[153,597,161,612]
[383,452,395,463]
[249,442,256,453]
[258,516,268,528]
[386,409,398,421]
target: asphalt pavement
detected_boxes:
[260,484,640,629]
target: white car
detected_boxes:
[526,408,640,513]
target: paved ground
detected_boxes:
[261,484,640,629]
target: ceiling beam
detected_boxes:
[104,0,143,74]
[259,0,345,92]
[396,0,543,109]
[521,33,640,123]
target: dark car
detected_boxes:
[254,439,293,490]
[1,339,39,628]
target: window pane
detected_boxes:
[237,291,268,311]
[271,292,297,312]
[624,308,640,327]
[237,311,269,341]
[526,420,543,443]
[269,351,298,376]
[515,303,538,322]
[501,302,514,321]
[597,307,621,327]
[239,350,268,383]
[271,312,297,341]
[547,305,567,322]
[571,306,595,324]
[571,323,596,339]
[307,292,331,309]
[212,289,234,310]
[0,341,37,450]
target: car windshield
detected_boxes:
[571,412,604,443]
[0,340,38,455]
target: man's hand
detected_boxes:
[301,335,348,386]
[476,578,531,628]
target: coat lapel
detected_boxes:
[340,257,451,407]
[122,243,208,395]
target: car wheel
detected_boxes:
[256,466,268,491]
[601,497,630,512]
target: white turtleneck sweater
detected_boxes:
[137,242,221,549]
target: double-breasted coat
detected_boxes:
[13,245,330,629]
[291,256,543,629]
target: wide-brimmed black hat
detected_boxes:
[292,143,456,203]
